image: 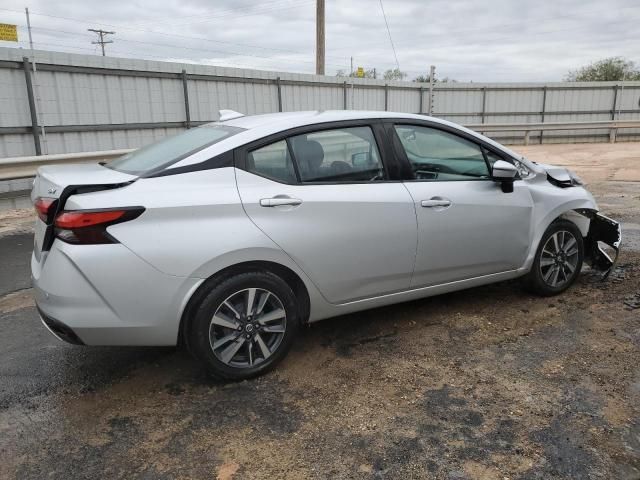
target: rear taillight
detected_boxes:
[54,207,144,245]
[34,197,57,223]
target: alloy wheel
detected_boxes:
[539,230,580,288]
[209,288,287,368]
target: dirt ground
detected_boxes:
[0,142,639,479]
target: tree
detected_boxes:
[335,68,377,79]
[565,57,640,81]
[335,67,408,81]
[412,75,457,83]
[383,68,407,81]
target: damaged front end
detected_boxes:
[580,211,622,280]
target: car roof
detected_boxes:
[171,110,528,170]
[221,110,439,129]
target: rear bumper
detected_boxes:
[32,240,202,346]
[38,307,84,345]
[584,212,621,280]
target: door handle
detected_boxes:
[260,197,303,207]
[421,198,452,208]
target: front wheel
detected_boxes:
[525,220,584,296]
[187,271,299,380]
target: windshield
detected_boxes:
[106,124,244,175]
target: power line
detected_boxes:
[26,25,350,68]
[14,23,351,72]
[127,0,305,26]
[378,0,400,71]
[330,3,640,53]
[131,0,314,28]
[88,28,114,56]
[341,24,640,68]
[0,5,348,62]
[14,39,325,72]
[0,2,312,30]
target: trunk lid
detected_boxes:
[31,163,137,261]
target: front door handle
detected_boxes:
[421,198,452,208]
[260,197,303,207]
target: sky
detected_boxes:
[0,0,638,82]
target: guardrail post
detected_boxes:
[540,86,547,144]
[428,75,434,116]
[419,87,424,114]
[343,81,347,109]
[481,87,486,124]
[524,130,531,146]
[276,77,283,112]
[22,57,41,156]
[384,84,389,111]
[609,128,617,143]
[181,69,191,129]
[611,85,619,120]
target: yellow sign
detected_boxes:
[356,67,365,78]
[0,23,18,42]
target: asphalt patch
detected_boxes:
[0,233,32,296]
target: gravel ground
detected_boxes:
[0,143,639,479]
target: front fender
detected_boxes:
[523,195,598,271]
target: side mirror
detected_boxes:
[492,160,518,193]
[352,152,369,167]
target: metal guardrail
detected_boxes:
[0,149,133,180]
[1,119,640,180]
[466,120,640,145]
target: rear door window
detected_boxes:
[247,140,297,183]
[288,126,385,183]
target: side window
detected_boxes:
[394,125,490,181]
[484,148,525,179]
[247,140,297,183]
[484,149,505,168]
[289,126,385,183]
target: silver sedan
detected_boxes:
[31,110,620,379]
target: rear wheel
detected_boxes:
[525,220,584,296]
[187,271,299,380]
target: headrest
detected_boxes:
[294,139,324,170]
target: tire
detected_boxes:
[525,219,584,296]
[186,270,300,380]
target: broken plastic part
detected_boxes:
[583,212,621,280]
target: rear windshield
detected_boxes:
[106,124,244,175]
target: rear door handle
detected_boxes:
[421,198,452,208]
[259,197,303,207]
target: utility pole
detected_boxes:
[25,7,47,153]
[315,0,325,75]
[25,7,34,49]
[88,28,115,56]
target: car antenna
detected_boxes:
[219,109,245,121]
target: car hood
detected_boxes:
[533,162,573,183]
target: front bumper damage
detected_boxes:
[582,212,622,280]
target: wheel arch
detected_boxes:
[523,199,597,272]
[178,260,311,347]
[559,209,591,237]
